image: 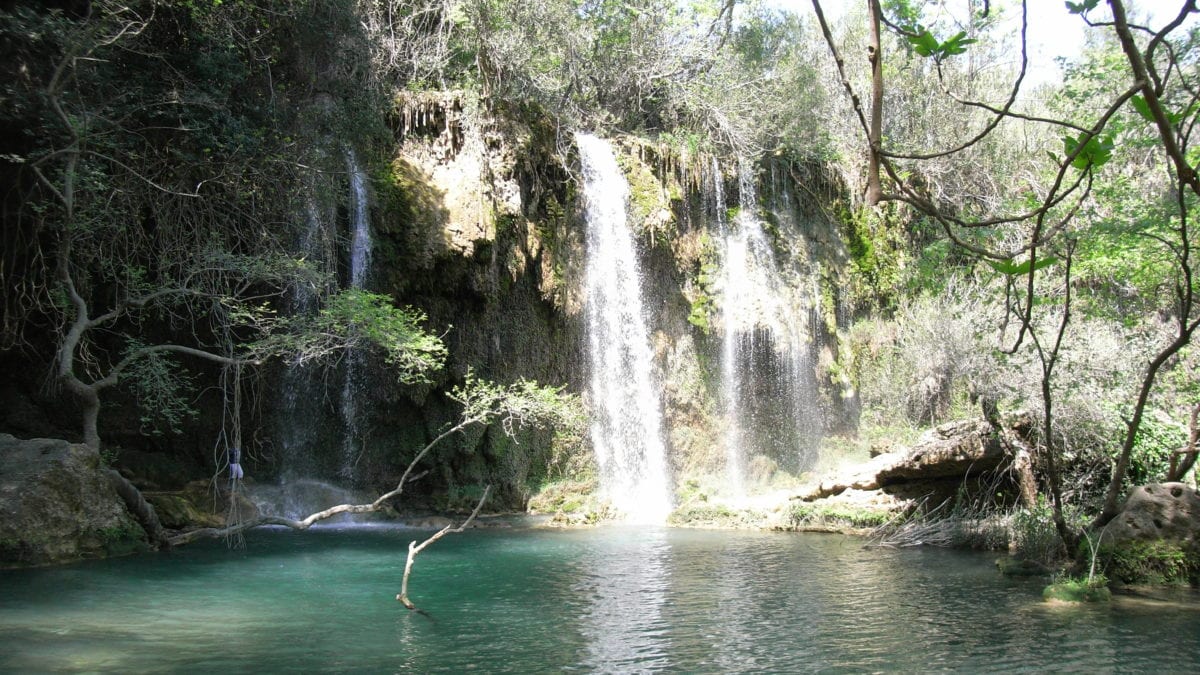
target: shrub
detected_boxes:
[1011,499,1066,566]
[1094,540,1200,586]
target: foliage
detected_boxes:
[1010,498,1067,567]
[121,342,199,435]
[1092,539,1200,586]
[267,289,448,383]
[848,277,995,428]
[1043,576,1112,603]
[449,370,585,438]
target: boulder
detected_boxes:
[146,480,260,530]
[875,419,1005,484]
[1098,483,1200,585]
[1103,482,1200,545]
[794,451,903,501]
[0,434,146,567]
[796,418,1008,503]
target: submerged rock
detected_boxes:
[0,434,146,567]
[1043,579,1112,603]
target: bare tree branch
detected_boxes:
[397,485,492,611]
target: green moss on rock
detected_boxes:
[1097,539,1200,586]
[787,502,891,529]
[1043,578,1112,603]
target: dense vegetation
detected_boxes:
[2,0,1200,562]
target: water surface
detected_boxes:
[2,526,1198,672]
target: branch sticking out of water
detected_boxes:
[397,484,492,612]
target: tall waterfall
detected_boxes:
[717,161,816,492]
[577,133,673,523]
[265,148,376,519]
[340,148,371,481]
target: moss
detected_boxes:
[615,147,673,241]
[98,521,148,558]
[527,478,596,514]
[687,234,721,334]
[835,200,908,311]
[668,503,766,528]
[995,556,1052,577]
[788,502,891,529]
[1043,578,1112,603]
[1096,539,1200,585]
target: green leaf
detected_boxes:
[939,31,976,58]
[1131,95,1155,123]
[1065,0,1100,14]
[1062,132,1114,170]
[907,28,939,57]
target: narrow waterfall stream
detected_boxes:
[260,150,374,519]
[275,196,330,485]
[339,148,372,481]
[577,133,673,522]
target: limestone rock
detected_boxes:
[876,419,1005,485]
[796,418,1012,505]
[794,451,904,501]
[1103,482,1200,545]
[0,434,145,567]
[146,480,260,530]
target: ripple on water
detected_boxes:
[3,527,1200,672]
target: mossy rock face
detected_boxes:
[528,478,597,515]
[1043,580,1112,603]
[1097,539,1200,586]
[0,434,147,567]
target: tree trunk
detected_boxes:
[865,0,884,206]
[106,468,170,549]
[1168,403,1200,482]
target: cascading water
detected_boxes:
[340,148,371,481]
[261,149,375,519]
[577,133,673,523]
[716,160,818,493]
[276,196,331,483]
[346,148,373,288]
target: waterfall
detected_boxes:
[276,196,331,484]
[340,148,371,481]
[346,149,373,288]
[577,133,673,523]
[717,160,817,492]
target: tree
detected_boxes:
[0,1,457,543]
[2,1,443,447]
[808,0,1200,551]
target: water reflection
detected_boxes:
[578,527,672,671]
[5,528,1200,672]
